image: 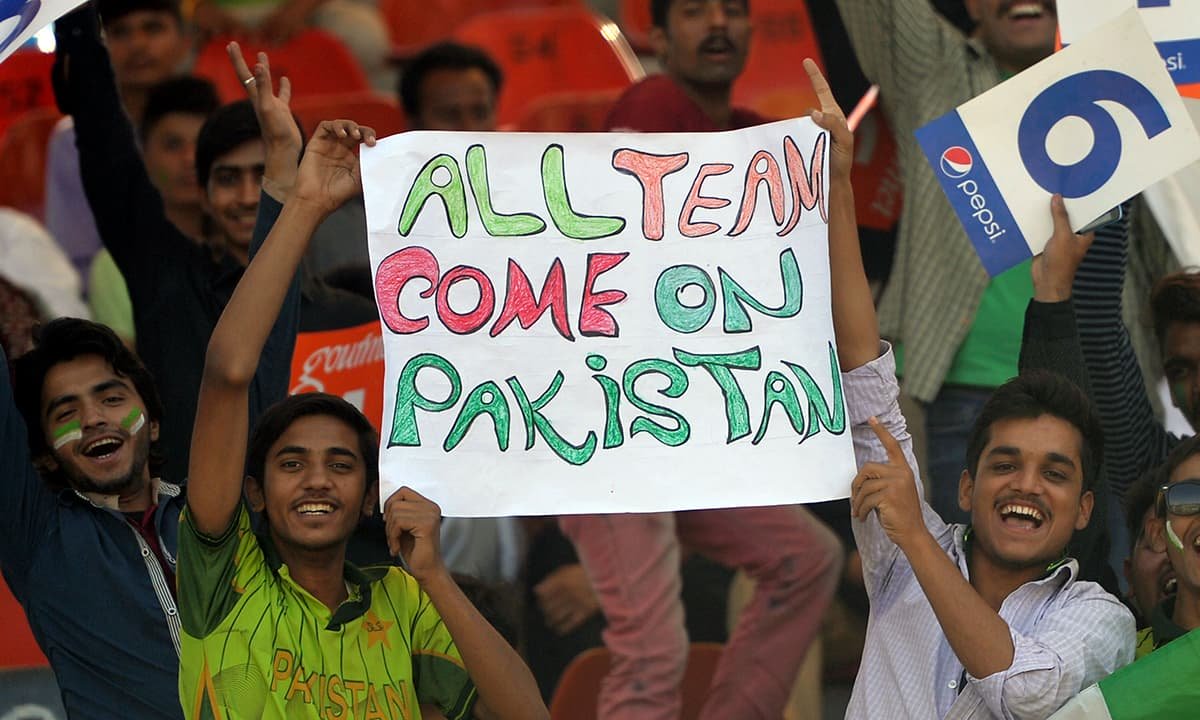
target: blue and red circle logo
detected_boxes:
[939,146,973,179]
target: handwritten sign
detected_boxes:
[915,9,1200,276]
[0,0,83,64]
[289,322,385,432]
[1060,0,1200,98]
[362,120,854,516]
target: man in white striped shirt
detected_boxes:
[830,192,1137,717]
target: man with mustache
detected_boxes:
[835,0,1078,530]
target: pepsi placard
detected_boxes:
[1060,0,1200,98]
[916,9,1200,276]
[0,0,83,64]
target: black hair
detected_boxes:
[195,100,261,190]
[1150,270,1200,349]
[452,574,521,649]
[97,0,182,27]
[398,42,503,120]
[1125,468,1164,550]
[139,76,220,144]
[964,370,1104,492]
[12,318,165,479]
[651,0,749,29]
[1149,435,1200,518]
[246,393,380,491]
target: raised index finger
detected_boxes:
[868,416,906,465]
[803,58,841,118]
[226,42,258,101]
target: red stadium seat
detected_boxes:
[291,92,406,138]
[548,643,722,720]
[0,576,47,669]
[516,88,622,132]
[618,0,654,53]
[381,0,484,59]
[731,0,824,120]
[454,6,644,127]
[0,50,55,140]
[193,30,369,104]
[0,107,62,219]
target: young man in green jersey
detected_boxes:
[178,55,547,719]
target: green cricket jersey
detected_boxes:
[178,505,477,719]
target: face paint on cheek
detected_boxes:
[1167,519,1185,551]
[52,420,83,450]
[121,407,146,435]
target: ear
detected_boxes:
[964,0,983,23]
[1074,489,1095,530]
[361,480,379,518]
[649,25,669,62]
[34,452,58,475]
[149,419,160,443]
[1146,515,1168,552]
[243,475,266,513]
[957,469,974,513]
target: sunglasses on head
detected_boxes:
[1157,480,1200,517]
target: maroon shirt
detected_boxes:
[124,505,176,599]
[604,74,768,132]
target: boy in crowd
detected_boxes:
[808,54,1136,716]
[180,117,547,720]
[89,75,222,345]
[46,0,189,284]
[399,42,502,133]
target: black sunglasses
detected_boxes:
[1158,480,1200,517]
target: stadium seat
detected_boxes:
[454,6,644,127]
[291,92,406,138]
[0,50,55,140]
[0,107,62,219]
[731,0,824,120]
[0,576,47,669]
[516,88,621,132]
[618,0,654,53]
[193,30,369,104]
[548,643,722,720]
[381,0,483,59]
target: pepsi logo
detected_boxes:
[939,146,973,179]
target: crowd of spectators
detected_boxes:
[1,0,1199,718]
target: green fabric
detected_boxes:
[88,250,135,343]
[1100,627,1200,718]
[942,260,1033,388]
[177,505,476,719]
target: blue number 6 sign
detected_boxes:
[0,0,40,56]
[1017,69,1172,198]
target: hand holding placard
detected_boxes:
[915,9,1200,276]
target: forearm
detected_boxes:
[904,531,1015,678]
[829,176,878,370]
[421,571,548,720]
[832,0,943,96]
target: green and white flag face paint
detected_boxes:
[52,419,82,450]
[1049,628,1200,719]
[121,407,145,435]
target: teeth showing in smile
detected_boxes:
[297,503,334,515]
[1009,3,1044,19]
[82,437,122,458]
[1000,503,1044,525]
[1164,577,1178,596]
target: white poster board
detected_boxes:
[0,0,83,64]
[362,119,855,516]
[915,10,1200,276]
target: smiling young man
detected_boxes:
[2,319,186,719]
[180,117,547,720]
[815,62,1136,715]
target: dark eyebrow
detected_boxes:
[984,446,1020,459]
[328,447,359,460]
[274,445,310,458]
[44,379,131,418]
[1044,452,1077,470]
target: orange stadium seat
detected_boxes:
[516,88,622,132]
[193,30,369,104]
[291,92,406,138]
[731,0,824,120]
[0,107,62,219]
[0,50,55,140]
[0,576,47,669]
[381,0,484,59]
[454,6,643,127]
[548,643,722,720]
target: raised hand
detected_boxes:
[383,486,446,584]
[803,58,853,185]
[1031,194,1095,303]
[292,120,376,217]
[534,564,600,636]
[227,42,303,196]
[851,418,925,549]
